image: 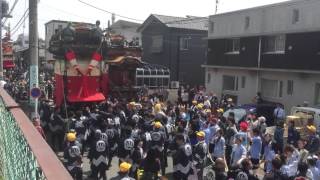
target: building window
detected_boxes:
[241,76,246,88]
[292,9,299,24]
[180,37,190,51]
[222,75,238,91]
[207,73,211,83]
[315,83,320,105]
[279,80,283,97]
[287,80,294,95]
[245,16,250,30]
[58,24,63,31]
[261,78,284,98]
[151,35,163,53]
[263,35,285,53]
[209,21,215,33]
[226,38,240,53]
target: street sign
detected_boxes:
[30,87,41,99]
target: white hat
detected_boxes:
[258,116,266,122]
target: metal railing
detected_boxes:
[0,88,72,180]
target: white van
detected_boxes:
[291,106,320,130]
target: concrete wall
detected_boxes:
[259,71,320,111]
[205,67,320,112]
[208,0,320,39]
[205,68,258,105]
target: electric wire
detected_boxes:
[77,0,144,22]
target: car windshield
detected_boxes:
[223,108,247,123]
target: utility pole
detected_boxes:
[0,0,3,81]
[0,0,10,80]
[29,0,39,117]
[176,36,180,83]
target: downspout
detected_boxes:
[256,37,262,93]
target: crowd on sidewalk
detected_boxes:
[3,70,320,180]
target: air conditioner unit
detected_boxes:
[170,81,179,89]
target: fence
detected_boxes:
[0,88,72,180]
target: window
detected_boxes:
[207,73,211,83]
[151,35,163,53]
[209,21,215,33]
[261,79,278,98]
[226,39,240,53]
[222,75,238,91]
[315,83,320,105]
[261,78,284,98]
[241,76,246,88]
[292,9,299,24]
[58,24,63,31]
[245,16,250,30]
[263,35,285,53]
[287,80,294,95]
[180,37,190,50]
[279,81,283,97]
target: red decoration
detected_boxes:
[65,50,76,61]
[92,52,102,62]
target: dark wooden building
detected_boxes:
[138,14,208,87]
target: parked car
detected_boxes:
[223,107,247,124]
[291,106,320,130]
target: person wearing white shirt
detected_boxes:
[203,96,211,109]
[0,80,6,88]
[273,104,285,121]
[307,155,320,180]
[230,135,247,167]
[281,145,299,178]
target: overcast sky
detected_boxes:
[5,0,289,39]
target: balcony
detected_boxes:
[0,88,72,180]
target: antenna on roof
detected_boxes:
[215,0,219,14]
[112,13,115,24]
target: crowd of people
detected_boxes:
[3,70,320,180]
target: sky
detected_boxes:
[4,0,290,39]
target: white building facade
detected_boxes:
[205,0,320,111]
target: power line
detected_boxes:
[11,11,29,37]
[11,8,29,32]
[1,0,20,26]
[77,0,144,22]
[41,2,93,21]
[22,0,27,35]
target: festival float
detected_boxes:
[2,32,15,69]
[49,22,170,107]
